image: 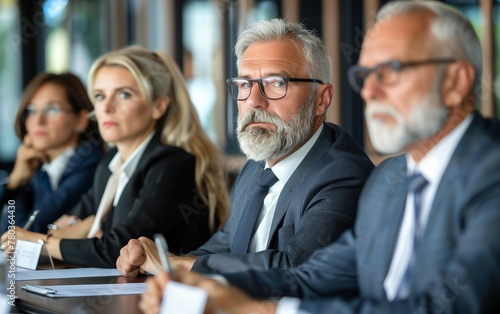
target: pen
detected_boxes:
[0,210,40,251]
[23,209,40,230]
[154,233,176,280]
[22,285,57,296]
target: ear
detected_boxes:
[441,61,475,109]
[315,83,334,117]
[152,96,170,120]
[75,109,89,133]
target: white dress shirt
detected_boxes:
[109,132,155,206]
[42,146,76,190]
[249,124,324,253]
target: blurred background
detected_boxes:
[0,0,498,176]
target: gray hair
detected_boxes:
[377,1,482,102]
[234,18,332,84]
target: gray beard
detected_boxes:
[236,94,316,161]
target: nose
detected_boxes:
[30,111,46,125]
[98,97,116,114]
[360,73,384,102]
[245,82,268,109]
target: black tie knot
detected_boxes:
[259,168,278,188]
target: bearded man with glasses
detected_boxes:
[140,2,500,314]
[117,18,374,278]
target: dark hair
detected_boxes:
[14,72,102,147]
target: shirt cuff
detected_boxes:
[276,297,301,314]
[206,274,229,285]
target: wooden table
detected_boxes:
[13,275,148,313]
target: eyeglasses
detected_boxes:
[226,76,324,101]
[23,104,76,120]
[347,58,456,92]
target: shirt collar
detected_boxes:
[407,114,473,182]
[267,123,324,184]
[109,132,156,178]
[42,146,76,190]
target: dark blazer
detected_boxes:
[190,122,374,274]
[225,113,500,314]
[59,133,211,268]
[0,141,102,234]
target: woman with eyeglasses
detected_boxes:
[0,72,104,234]
[1,46,231,268]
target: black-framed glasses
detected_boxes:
[23,103,76,120]
[347,58,456,92]
[226,76,324,101]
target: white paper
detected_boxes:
[160,281,208,314]
[15,240,42,270]
[24,283,147,298]
[16,267,122,281]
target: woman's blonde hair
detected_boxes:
[87,46,230,232]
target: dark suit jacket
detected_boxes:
[225,113,500,314]
[190,122,374,274]
[60,133,211,268]
[0,141,102,233]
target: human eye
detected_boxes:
[264,77,286,88]
[24,105,37,116]
[118,91,132,99]
[262,76,286,90]
[235,79,250,89]
[44,106,61,115]
[94,93,105,101]
[377,62,399,85]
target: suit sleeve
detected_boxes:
[28,164,98,233]
[224,229,359,299]
[191,154,372,274]
[0,162,97,233]
[59,150,201,267]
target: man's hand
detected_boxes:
[140,268,278,314]
[140,272,170,314]
[117,237,162,276]
[170,254,198,270]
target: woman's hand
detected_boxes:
[49,215,82,230]
[1,227,45,255]
[6,135,47,190]
[48,215,95,239]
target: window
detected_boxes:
[0,0,21,164]
[446,0,498,119]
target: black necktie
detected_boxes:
[231,168,278,254]
[396,172,428,298]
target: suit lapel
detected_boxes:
[267,124,335,244]
[413,113,480,275]
[111,133,162,222]
[371,156,410,292]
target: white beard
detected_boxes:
[365,92,449,155]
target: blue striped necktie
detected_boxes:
[396,172,428,298]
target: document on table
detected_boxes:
[22,283,147,297]
[16,267,122,281]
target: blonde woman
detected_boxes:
[2,46,230,267]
